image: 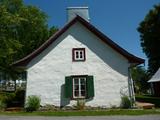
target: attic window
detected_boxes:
[72,48,86,61]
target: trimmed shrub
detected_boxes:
[25,95,41,112]
[120,96,131,109]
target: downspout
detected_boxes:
[131,77,136,102]
[128,61,145,108]
[128,67,132,107]
[128,65,135,108]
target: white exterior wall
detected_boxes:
[26,22,130,107]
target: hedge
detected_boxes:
[0,89,25,107]
[135,95,160,107]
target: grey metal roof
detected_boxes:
[148,68,160,82]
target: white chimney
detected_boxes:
[67,7,90,22]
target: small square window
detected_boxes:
[72,48,86,61]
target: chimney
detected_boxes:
[67,7,90,22]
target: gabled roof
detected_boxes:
[148,68,160,82]
[13,15,144,67]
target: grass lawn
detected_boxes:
[0,109,160,116]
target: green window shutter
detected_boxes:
[86,75,94,98]
[65,76,73,98]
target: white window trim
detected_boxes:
[73,77,86,99]
[74,50,84,60]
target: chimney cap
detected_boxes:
[67,6,89,9]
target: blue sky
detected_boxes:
[24,0,159,67]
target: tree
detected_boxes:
[0,0,24,88]
[0,0,58,89]
[131,66,150,94]
[137,4,160,75]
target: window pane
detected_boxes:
[81,85,85,90]
[75,51,79,58]
[80,51,83,58]
[81,90,85,96]
[80,79,85,84]
[76,54,79,58]
[74,78,79,84]
[74,85,79,90]
[74,91,79,97]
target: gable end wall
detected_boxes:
[26,22,130,107]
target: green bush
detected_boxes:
[25,95,41,112]
[14,89,25,107]
[0,92,15,107]
[0,93,5,102]
[5,93,16,107]
[136,95,160,107]
[0,100,6,111]
[120,96,131,109]
[0,89,25,107]
[0,92,6,110]
[76,99,85,110]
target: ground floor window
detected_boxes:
[65,75,94,99]
[73,77,86,98]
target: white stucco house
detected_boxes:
[13,7,144,108]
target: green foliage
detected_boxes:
[25,95,41,112]
[0,109,160,116]
[14,89,25,106]
[0,92,15,107]
[0,89,25,107]
[131,66,150,94]
[0,93,6,107]
[0,0,24,82]
[0,0,58,81]
[0,100,6,111]
[120,96,131,109]
[49,26,59,37]
[136,95,160,107]
[76,99,85,110]
[137,4,160,75]
[4,93,15,107]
